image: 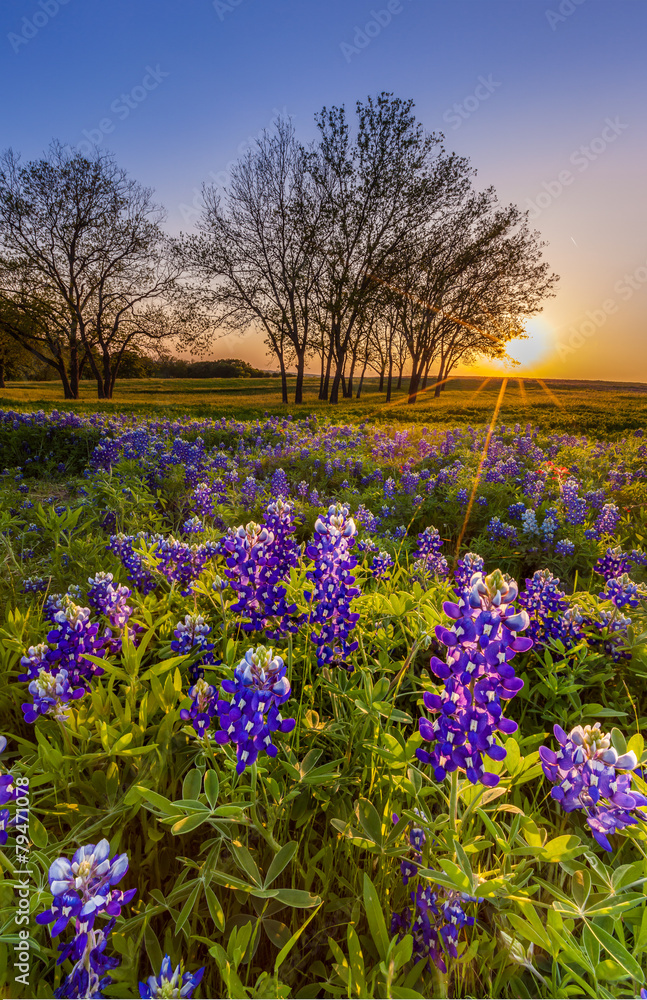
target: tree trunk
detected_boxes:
[294,349,306,404]
[318,350,326,399]
[69,335,80,399]
[321,346,333,401]
[408,358,421,404]
[341,371,348,398]
[279,356,288,404]
[421,357,432,390]
[378,365,385,392]
[346,349,357,398]
[386,356,394,403]
[356,358,368,399]
[397,364,403,390]
[329,359,344,404]
[0,360,5,388]
[434,357,445,398]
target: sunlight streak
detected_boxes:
[454,377,509,561]
[535,378,564,410]
[517,377,528,407]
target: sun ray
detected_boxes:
[467,377,492,403]
[534,377,564,410]
[517,377,528,407]
[454,377,509,561]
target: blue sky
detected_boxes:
[1,0,645,378]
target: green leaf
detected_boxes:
[274,903,322,975]
[134,786,178,815]
[539,835,584,863]
[585,920,643,981]
[205,885,225,932]
[182,768,202,802]
[171,813,208,836]
[272,888,321,908]
[357,798,383,847]
[363,873,389,961]
[230,842,262,886]
[30,816,48,849]
[265,841,298,887]
[204,769,219,810]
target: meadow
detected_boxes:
[1,378,647,999]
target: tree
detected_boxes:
[178,119,325,405]
[0,142,192,399]
[307,93,452,403]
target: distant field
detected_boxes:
[2,374,647,434]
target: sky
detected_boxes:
[1,0,646,380]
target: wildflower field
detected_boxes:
[2,386,647,999]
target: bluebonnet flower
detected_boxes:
[109,532,219,596]
[412,526,449,579]
[139,956,205,999]
[594,545,643,581]
[269,467,290,498]
[539,723,647,851]
[585,503,621,540]
[601,573,647,610]
[87,571,141,653]
[222,502,300,637]
[561,479,587,525]
[486,517,517,543]
[521,508,538,534]
[392,809,426,885]
[181,678,219,736]
[213,646,295,773]
[182,516,204,535]
[517,570,582,649]
[540,515,559,544]
[21,667,85,724]
[241,476,259,507]
[555,538,575,556]
[305,504,361,669]
[22,575,49,594]
[172,614,217,682]
[454,552,485,592]
[475,495,488,507]
[37,841,136,999]
[371,550,394,581]
[507,502,526,521]
[0,737,19,847]
[297,480,309,498]
[416,570,531,787]
[391,882,476,973]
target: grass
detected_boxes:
[2,374,647,434]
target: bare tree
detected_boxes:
[0,142,186,399]
[308,93,450,404]
[178,119,325,405]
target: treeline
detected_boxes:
[0,93,558,403]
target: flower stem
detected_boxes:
[449,769,459,836]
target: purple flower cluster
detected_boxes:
[391,883,476,973]
[600,573,647,610]
[19,599,108,724]
[585,502,621,540]
[108,532,219,596]
[221,499,301,636]
[454,552,485,591]
[539,723,647,851]
[517,570,582,649]
[412,526,449,579]
[305,504,361,670]
[0,736,20,846]
[172,613,217,682]
[392,810,426,885]
[371,550,394,581]
[486,517,517,543]
[213,646,295,773]
[87,571,141,654]
[416,571,531,787]
[37,840,136,999]
[139,956,204,999]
